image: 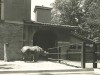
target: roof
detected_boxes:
[24,21,94,43]
[71,32,95,43]
[34,6,52,12]
[24,21,79,30]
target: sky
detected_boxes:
[31,0,55,21]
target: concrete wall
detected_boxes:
[23,25,37,46]
[0,22,23,61]
[4,0,31,22]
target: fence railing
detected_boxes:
[47,42,100,68]
[47,42,85,68]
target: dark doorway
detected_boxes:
[33,30,57,49]
[33,30,58,59]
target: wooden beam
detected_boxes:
[81,42,85,68]
[4,43,7,61]
[93,43,97,68]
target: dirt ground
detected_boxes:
[0,60,79,71]
[0,60,99,75]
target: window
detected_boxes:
[69,44,82,50]
[70,45,76,49]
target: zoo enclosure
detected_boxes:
[47,42,99,68]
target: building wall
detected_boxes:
[4,0,31,22]
[0,22,23,61]
[65,36,82,61]
[0,0,31,61]
[56,30,83,60]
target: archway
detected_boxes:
[33,30,57,50]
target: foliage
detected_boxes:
[82,0,100,41]
[51,0,100,42]
[51,0,84,26]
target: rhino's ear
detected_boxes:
[44,51,48,54]
[44,51,46,53]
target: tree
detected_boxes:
[82,0,100,41]
[51,0,100,42]
[51,0,84,26]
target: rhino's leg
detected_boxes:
[23,53,28,61]
[23,50,32,61]
[34,52,39,62]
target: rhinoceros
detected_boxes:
[21,46,48,62]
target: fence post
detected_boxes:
[58,47,61,63]
[93,42,97,68]
[81,42,85,68]
[4,43,8,61]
